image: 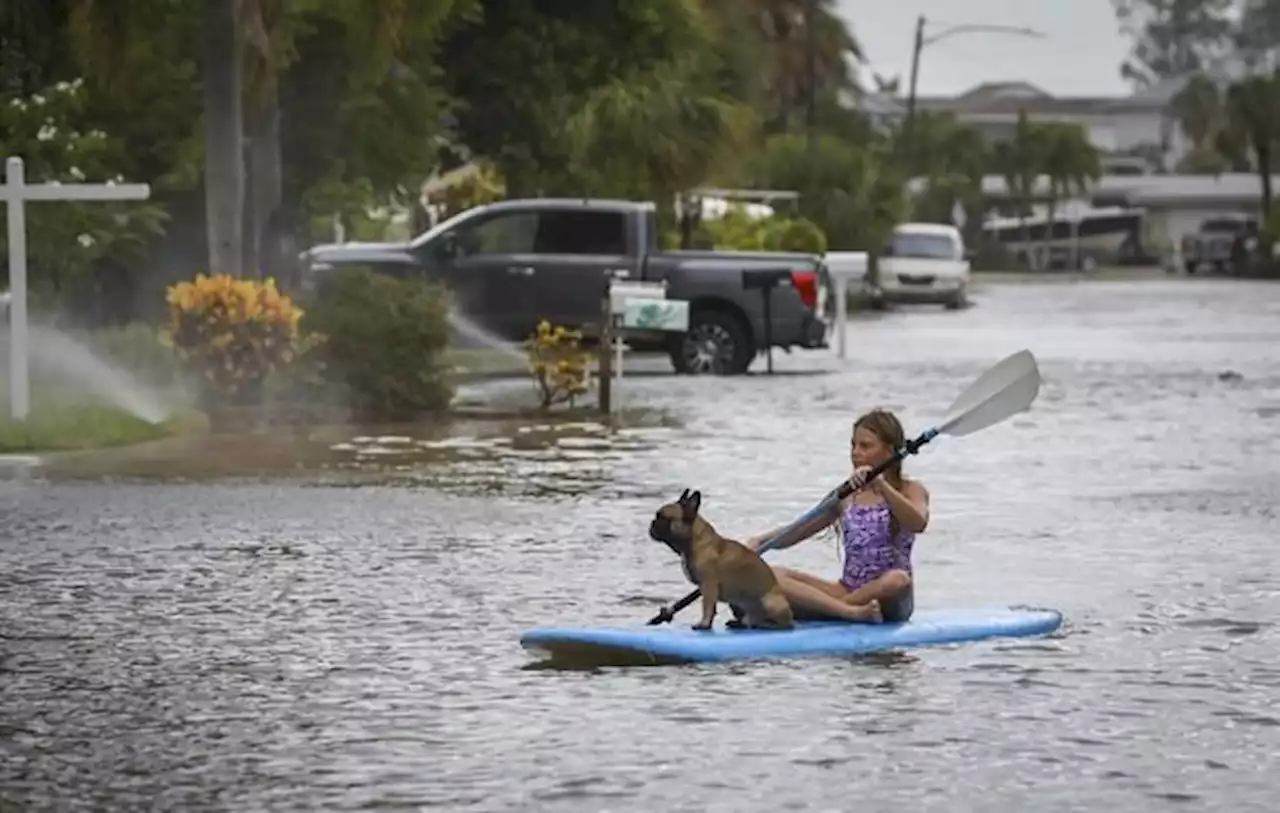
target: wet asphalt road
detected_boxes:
[3,277,1280,812]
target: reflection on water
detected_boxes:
[33,408,681,498]
[325,418,683,497]
[4,279,1280,812]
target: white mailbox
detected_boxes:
[825,251,869,284]
[609,280,666,315]
[608,280,689,332]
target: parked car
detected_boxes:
[1180,215,1258,274]
[875,222,970,309]
[299,198,829,375]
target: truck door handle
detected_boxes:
[506,266,536,276]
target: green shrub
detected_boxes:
[700,207,768,249]
[761,217,828,254]
[302,269,454,421]
[691,206,829,254]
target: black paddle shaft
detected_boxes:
[644,430,937,626]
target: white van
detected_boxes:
[877,222,970,309]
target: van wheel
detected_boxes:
[669,309,753,375]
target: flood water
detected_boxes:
[3,277,1280,812]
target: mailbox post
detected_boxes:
[740,267,792,374]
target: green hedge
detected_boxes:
[671,207,830,254]
[301,269,455,421]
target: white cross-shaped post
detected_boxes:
[3,155,151,420]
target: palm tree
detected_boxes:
[1224,70,1280,221]
[1040,122,1102,266]
[566,59,757,223]
[990,112,1047,263]
[1167,72,1233,174]
[745,0,865,132]
[1168,72,1223,149]
[906,111,989,238]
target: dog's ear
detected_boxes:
[679,488,690,503]
[681,490,701,521]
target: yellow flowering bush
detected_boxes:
[162,273,308,405]
[525,320,591,409]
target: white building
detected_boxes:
[890,79,1191,173]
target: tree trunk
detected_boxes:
[203,0,245,278]
[244,85,283,279]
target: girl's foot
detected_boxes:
[844,599,882,624]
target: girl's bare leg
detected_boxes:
[771,565,882,623]
[841,570,911,607]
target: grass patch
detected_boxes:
[0,401,206,454]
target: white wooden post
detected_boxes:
[823,251,868,361]
[2,156,151,420]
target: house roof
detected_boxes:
[902,78,1182,118]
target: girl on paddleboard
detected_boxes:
[747,408,929,624]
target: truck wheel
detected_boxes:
[669,309,753,376]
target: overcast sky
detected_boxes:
[835,0,1135,98]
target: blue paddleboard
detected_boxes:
[520,606,1064,667]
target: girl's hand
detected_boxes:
[851,465,885,494]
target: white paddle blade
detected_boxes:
[938,349,1042,437]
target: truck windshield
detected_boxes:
[890,232,961,260]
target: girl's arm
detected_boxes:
[876,478,930,533]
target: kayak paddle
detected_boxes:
[645,348,1043,626]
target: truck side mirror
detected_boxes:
[434,232,460,261]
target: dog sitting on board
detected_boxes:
[648,488,795,631]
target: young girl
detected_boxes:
[746,408,929,624]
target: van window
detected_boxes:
[890,231,961,260]
[534,210,628,255]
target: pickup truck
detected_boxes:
[298,198,828,375]
[1180,215,1258,274]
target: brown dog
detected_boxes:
[648,488,795,631]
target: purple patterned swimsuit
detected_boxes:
[839,501,915,591]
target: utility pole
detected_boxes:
[902,14,925,177]
[899,16,1043,178]
[805,0,818,152]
